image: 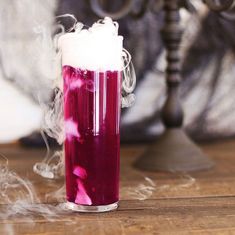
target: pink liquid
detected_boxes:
[63,65,121,206]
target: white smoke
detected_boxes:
[0,154,68,222]
[59,17,123,71]
[34,16,136,179]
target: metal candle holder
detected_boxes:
[90,0,235,172]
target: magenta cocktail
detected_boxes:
[63,65,121,211]
[59,16,128,212]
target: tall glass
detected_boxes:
[63,65,122,212]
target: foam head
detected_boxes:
[59,17,123,71]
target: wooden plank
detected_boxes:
[0,140,235,234]
[1,197,235,234]
[1,141,235,203]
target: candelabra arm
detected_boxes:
[204,0,234,11]
[89,0,133,20]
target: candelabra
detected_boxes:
[90,0,235,172]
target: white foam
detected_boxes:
[59,17,123,71]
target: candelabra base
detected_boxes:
[134,128,214,172]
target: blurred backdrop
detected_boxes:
[0,0,235,144]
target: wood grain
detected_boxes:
[0,140,235,234]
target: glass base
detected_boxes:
[63,201,118,213]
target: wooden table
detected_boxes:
[1,140,235,234]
